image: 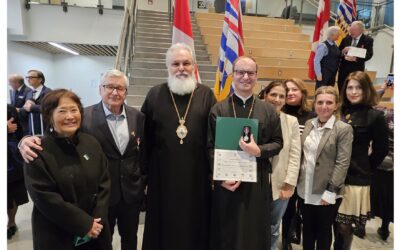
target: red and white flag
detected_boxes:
[307,0,331,80]
[172,0,201,83]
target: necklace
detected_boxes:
[169,90,194,144]
[231,95,256,118]
[317,119,327,128]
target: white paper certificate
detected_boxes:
[213,149,257,182]
[347,47,367,58]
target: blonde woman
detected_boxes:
[297,86,353,250]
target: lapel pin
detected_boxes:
[83,154,90,160]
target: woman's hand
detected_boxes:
[239,134,261,157]
[279,183,295,200]
[320,199,330,206]
[221,180,241,192]
[87,218,103,238]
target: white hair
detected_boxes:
[326,26,340,38]
[165,43,194,68]
[99,69,128,87]
[351,21,365,32]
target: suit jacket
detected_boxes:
[339,34,374,73]
[19,85,52,135]
[25,131,112,250]
[271,113,301,201]
[82,102,145,206]
[297,118,353,196]
[12,84,32,108]
[12,84,32,135]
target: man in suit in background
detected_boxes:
[337,21,374,94]
[8,74,32,135]
[19,69,146,250]
[19,70,52,135]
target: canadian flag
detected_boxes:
[307,0,331,80]
[172,0,201,83]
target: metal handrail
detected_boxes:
[114,0,138,78]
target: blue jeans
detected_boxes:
[271,198,290,250]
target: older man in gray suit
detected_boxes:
[19,69,145,250]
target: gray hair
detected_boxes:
[351,21,365,32]
[326,26,340,38]
[99,69,128,87]
[165,43,194,68]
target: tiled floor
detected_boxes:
[7,200,393,249]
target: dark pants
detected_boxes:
[315,72,336,91]
[282,192,300,240]
[108,200,141,250]
[300,198,342,250]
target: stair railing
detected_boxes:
[115,0,138,79]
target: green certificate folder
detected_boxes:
[215,117,259,150]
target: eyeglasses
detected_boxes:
[102,84,127,94]
[25,76,40,79]
[234,70,257,77]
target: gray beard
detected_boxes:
[168,74,196,96]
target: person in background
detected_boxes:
[7,104,29,240]
[261,81,301,250]
[24,89,112,250]
[337,21,374,94]
[8,74,32,135]
[297,86,353,250]
[314,26,341,90]
[208,56,283,250]
[334,71,388,249]
[370,87,394,241]
[281,77,316,250]
[19,70,52,135]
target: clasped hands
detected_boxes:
[221,135,260,192]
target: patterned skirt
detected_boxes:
[335,185,371,231]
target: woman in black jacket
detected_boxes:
[24,89,112,250]
[334,71,389,250]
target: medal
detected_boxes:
[170,89,194,145]
[176,119,188,144]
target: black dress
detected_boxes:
[7,104,29,209]
[370,106,393,223]
[208,94,283,250]
[141,83,216,250]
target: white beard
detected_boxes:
[168,73,196,96]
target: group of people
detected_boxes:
[7,24,392,250]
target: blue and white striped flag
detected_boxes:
[213,0,245,102]
[335,0,357,44]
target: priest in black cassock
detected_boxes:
[141,43,216,250]
[208,56,283,250]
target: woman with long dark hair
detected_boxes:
[334,71,389,249]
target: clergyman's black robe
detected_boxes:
[141,83,216,250]
[208,94,283,250]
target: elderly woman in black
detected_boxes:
[297,86,353,250]
[334,71,389,250]
[24,89,112,250]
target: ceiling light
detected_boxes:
[48,42,79,55]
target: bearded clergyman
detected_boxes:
[141,43,216,250]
